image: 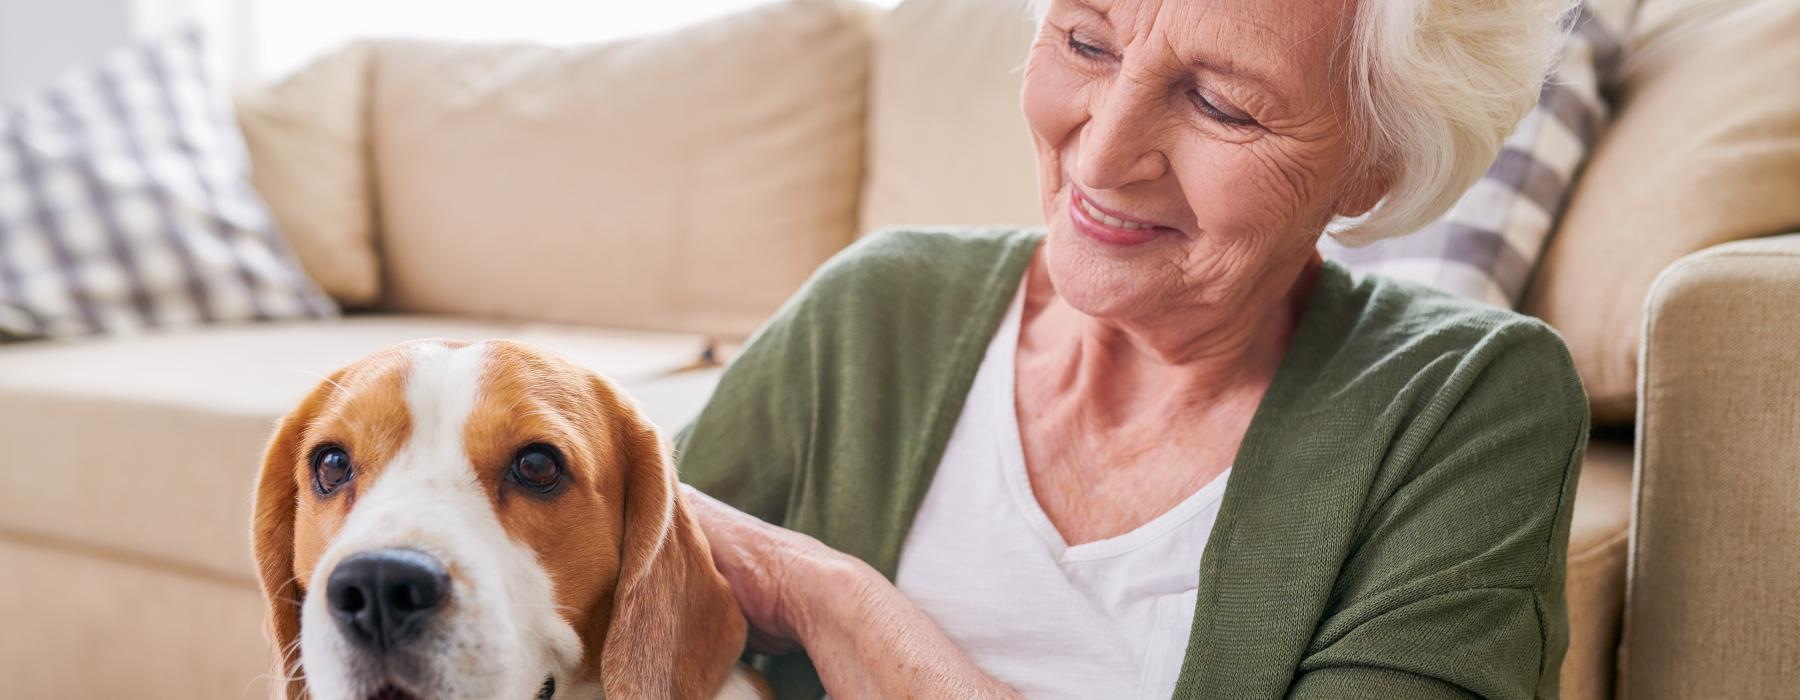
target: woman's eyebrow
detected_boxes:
[1066,0,1112,23]
[1188,54,1281,93]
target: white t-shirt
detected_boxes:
[894,285,1230,699]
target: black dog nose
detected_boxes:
[326,548,449,651]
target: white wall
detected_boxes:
[0,0,134,100]
[2,0,904,100]
[248,0,901,81]
[0,0,245,100]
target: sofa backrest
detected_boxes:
[1519,0,1800,424]
[858,0,1041,233]
[243,0,876,339]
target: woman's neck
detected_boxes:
[1017,248,1321,427]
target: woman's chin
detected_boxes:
[1042,227,1167,320]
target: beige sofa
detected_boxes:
[1,0,1796,698]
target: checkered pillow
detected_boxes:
[0,28,335,341]
[1320,4,1628,308]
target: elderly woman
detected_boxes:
[676,0,1585,697]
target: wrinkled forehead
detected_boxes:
[1065,0,1353,97]
[1079,0,1349,48]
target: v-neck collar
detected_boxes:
[985,281,1235,563]
[881,231,1363,698]
[982,235,1364,697]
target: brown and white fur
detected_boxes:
[251,339,765,700]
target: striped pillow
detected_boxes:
[1320,3,1628,308]
[0,28,335,341]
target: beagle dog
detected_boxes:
[251,339,763,700]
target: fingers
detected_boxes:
[679,483,814,651]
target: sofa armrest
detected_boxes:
[1622,233,1800,698]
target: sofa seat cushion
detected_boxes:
[1562,437,1633,700]
[0,315,723,581]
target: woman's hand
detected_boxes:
[681,484,1022,699]
[681,484,863,655]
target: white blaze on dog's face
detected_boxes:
[251,340,750,700]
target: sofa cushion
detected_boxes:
[0,27,336,340]
[1521,0,1800,425]
[0,316,723,580]
[1563,437,1633,700]
[236,43,382,307]
[367,0,873,338]
[858,0,1043,234]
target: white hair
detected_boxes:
[1025,0,1574,245]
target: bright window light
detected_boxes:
[246,0,905,79]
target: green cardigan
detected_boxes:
[674,228,1588,699]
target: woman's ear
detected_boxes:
[251,374,341,700]
[591,376,748,699]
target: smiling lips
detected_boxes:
[1069,187,1180,247]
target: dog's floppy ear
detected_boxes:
[594,376,748,699]
[251,373,341,700]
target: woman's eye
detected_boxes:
[508,444,565,495]
[1066,33,1108,60]
[1191,90,1258,128]
[311,446,354,495]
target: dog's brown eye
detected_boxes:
[509,444,564,495]
[311,446,354,495]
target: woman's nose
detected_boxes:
[1075,84,1169,191]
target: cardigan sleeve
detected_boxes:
[1288,321,1590,700]
[672,227,1035,546]
[668,229,1036,700]
[670,277,819,526]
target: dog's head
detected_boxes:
[252,340,745,700]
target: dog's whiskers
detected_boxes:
[295,369,346,392]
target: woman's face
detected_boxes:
[1023,0,1380,322]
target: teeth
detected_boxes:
[1081,198,1146,230]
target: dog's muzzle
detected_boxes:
[326,548,450,652]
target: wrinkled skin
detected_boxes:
[1024,0,1382,334]
[1014,0,1389,544]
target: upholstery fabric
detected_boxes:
[858,0,1043,233]
[1623,234,1800,698]
[0,28,335,340]
[368,0,874,338]
[0,537,271,700]
[235,43,381,306]
[1562,438,1632,700]
[1522,0,1800,424]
